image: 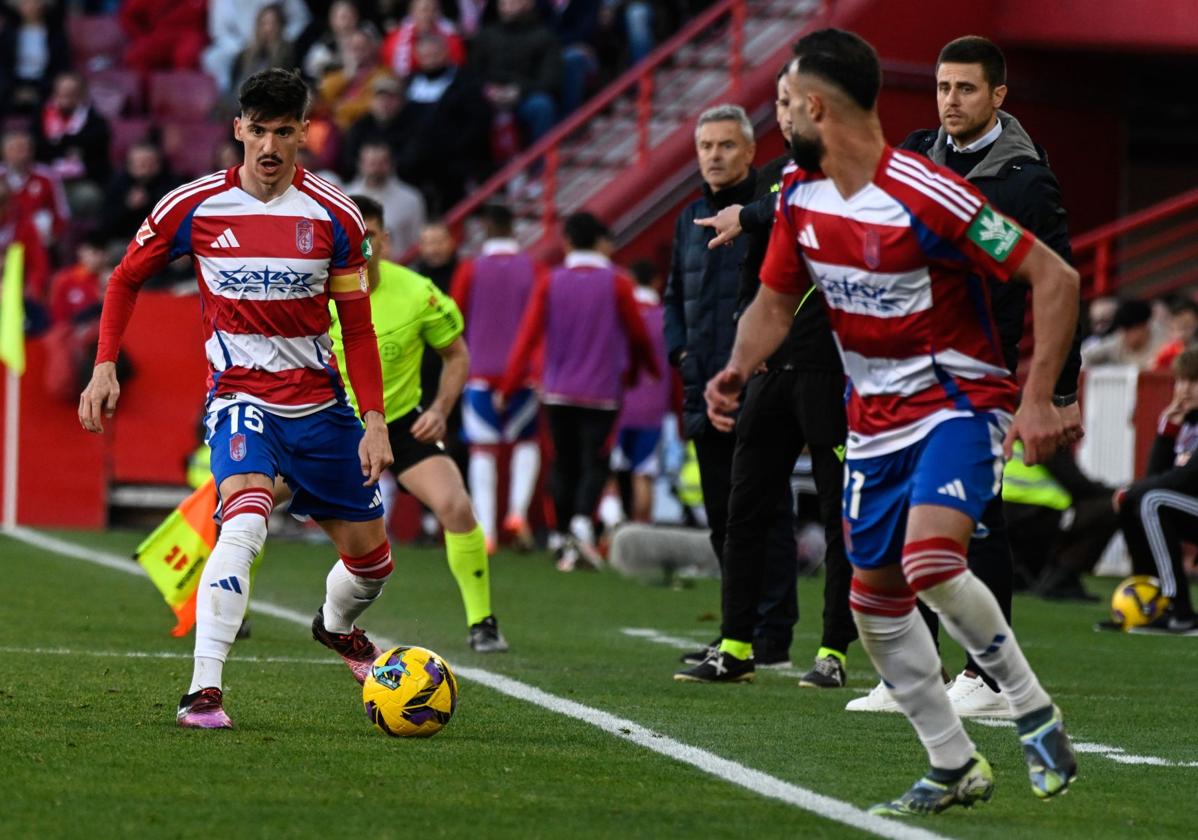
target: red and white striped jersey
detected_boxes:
[760,146,1035,458]
[113,165,370,415]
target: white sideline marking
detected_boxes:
[0,645,338,666]
[624,625,1198,771]
[5,526,953,840]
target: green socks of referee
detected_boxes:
[445,524,491,626]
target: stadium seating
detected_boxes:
[67,14,125,72]
[87,69,143,120]
[161,122,230,178]
[148,71,220,122]
[108,117,153,168]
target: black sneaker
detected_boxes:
[752,639,792,669]
[679,637,720,665]
[468,615,510,652]
[799,654,846,688]
[311,607,382,684]
[1129,610,1198,635]
[673,649,755,683]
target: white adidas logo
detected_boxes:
[937,479,967,500]
[210,228,241,249]
[797,222,820,250]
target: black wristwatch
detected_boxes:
[1051,392,1078,408]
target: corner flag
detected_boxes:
[0,243,24,375]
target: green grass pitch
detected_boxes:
[1,529,1196,839]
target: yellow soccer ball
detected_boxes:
[362,646,459,737]
[1110,575,1171,630]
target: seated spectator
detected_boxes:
[1084,295,1119,345]
[204,0,310,92]
[318,26,395,130]
[542,0,600,116]
[120,0,207,82]
[1,127,69,249]
[303,0,361,81]
[398,33,490,212]
[1081,298,1159,370]
[0,177,50,308]
[34,71,111,216]
[226,3,301,102]
[43,233,109,400]
[345,142,426,257]
[381,0,465,79]
[1114,347,1198,633]
[341,74,408,181]
[1153,298,1198,371]
[101,141,178,244]
[471,0,562,148]
[0,0,70,115]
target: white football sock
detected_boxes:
[508,441,541,520]
[569,514,595,545]
[322,558,389,634]
[190,497,269,693]
[918,570,1051,717]
[469,450,498,543]
[854,607,976,770]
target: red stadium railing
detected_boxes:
[431,0,826,257]
[1072,186,1198,300]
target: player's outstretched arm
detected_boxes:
[705,283,800,432]
[78,361,120,433]
[1005,238,1080,465]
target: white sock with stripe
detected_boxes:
[322,542,393,634]
[851,578,975,770]
[905,538,1051,717]
[508,441,541,521]
[469,450,498,544]
[190,488,272,693]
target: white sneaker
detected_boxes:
[946,672,1013,719]
[845,680,901,713]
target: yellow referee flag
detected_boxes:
[0,243,25,375]
[135,476,218,618]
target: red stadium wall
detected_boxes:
[995,0,1198,52]
[0,341,108,528]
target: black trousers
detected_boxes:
[545,404,618,531]
[718,368,856,653]
[919,497,1013,683]
[1120,489,1198,618]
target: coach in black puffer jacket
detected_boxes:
[663,169,757,439]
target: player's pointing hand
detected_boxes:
[694,204,744,249]
[78,361,120,433]
[359,412,395,486]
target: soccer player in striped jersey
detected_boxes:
[79,70,395,730]
[706,31,1079,815]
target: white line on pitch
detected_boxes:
[0,645,338,666]
[4,526,953,840]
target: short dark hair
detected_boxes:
[1112,299,1152,331]
[1171,298,1198,318]
[350,194,385,227]
[937,36,1006,89]
[791,29,881,111]
[630,259,657,287]
[238,68,310,122]
[563,211,609,251]
[479,202,513,237]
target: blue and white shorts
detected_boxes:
[610,426,662,476]
[842,413,1007,570]
[460,382,539,445]
[206,399,383,522]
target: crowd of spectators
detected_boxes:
[1,0,707,361]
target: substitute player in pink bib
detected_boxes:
[79,70,396,730]
[706,31,1079,815]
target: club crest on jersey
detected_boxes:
[296,218,314,254]
[863,230,881,270]
[230,433,247,462]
